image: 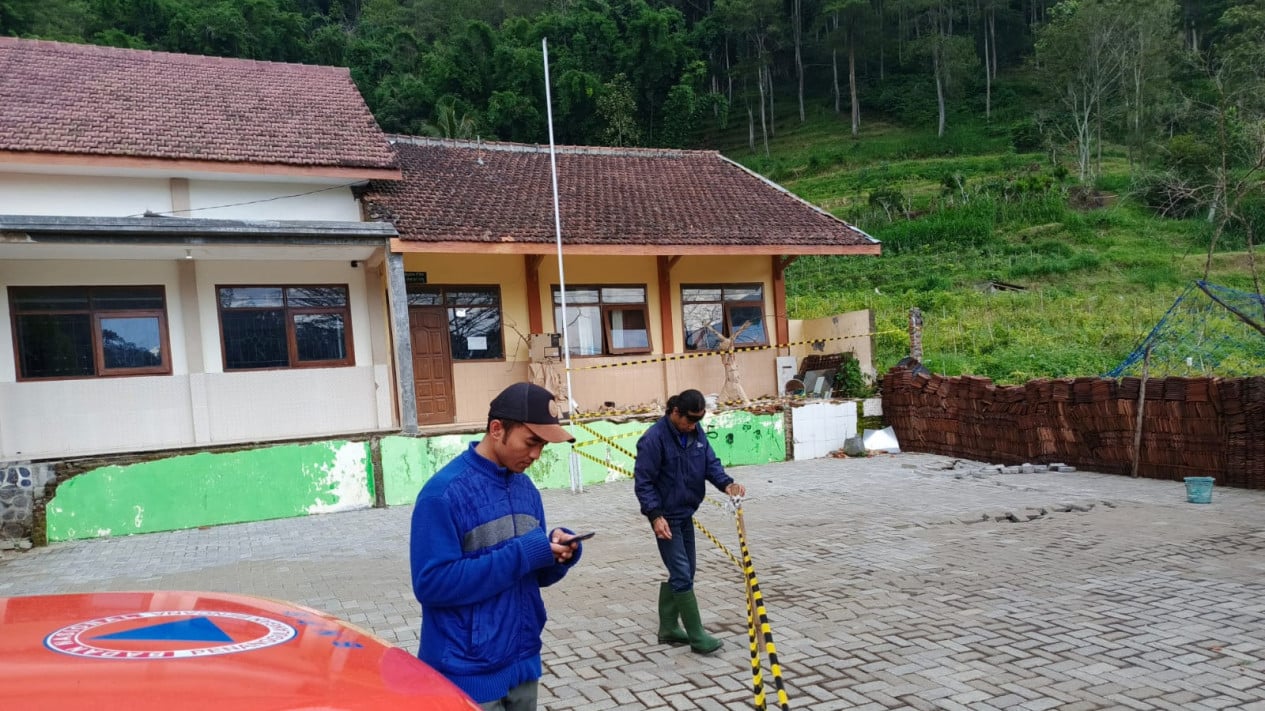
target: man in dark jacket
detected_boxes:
[411,382,584,710]
[634,388,746,655]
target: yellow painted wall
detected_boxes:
[400,253,531,422]
[788,309,876,376]
[402,253,781,422]
[400,253,531,352]
[535,254,773,355]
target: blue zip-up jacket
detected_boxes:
[634,416,734,522]
[410,442,580,703]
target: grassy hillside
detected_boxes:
[718,106,1257,385]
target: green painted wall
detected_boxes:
[380,433,481,506]
[380,411,785,506]
[42,411,786,542]
[46,441,373,542]
[704,409,787,466]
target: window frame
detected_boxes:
[9,285,173,381]
[680,283,771,352]
[216,284,355,371]
[552,284,653,357]
[404,284,506,362]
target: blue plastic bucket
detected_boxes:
[1184,476,1214,504]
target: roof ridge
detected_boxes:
[388,135,717,159]
[0,36,347,74]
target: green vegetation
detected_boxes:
[722,109,1256,384]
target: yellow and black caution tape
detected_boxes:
[734,501,789,711]
[698,496,789,710]
[693,517,742,570]
[568,330,900,372]
[747,593,766,711]
[599,439,791,709]
[570,445,635,479]
[572,422,638,461]
[561,327,899,420]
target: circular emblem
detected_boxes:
[44,610,296,660]
[548,400,561,419]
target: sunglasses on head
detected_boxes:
[681,410,705,423]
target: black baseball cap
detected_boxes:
[488,382,575,443]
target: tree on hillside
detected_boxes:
[1179,0,1234,51]
[1199,2,1265,289]
[1033,0,1128,180]
[0,0,34,35]
[821,0,875,136]
[1118,0,1181,167]
[976,0,1018,120]
[598,72,642,146]
[713,0,782,154]
[906,0,977,137]
[617,2,695,144]
[419,97,479,138]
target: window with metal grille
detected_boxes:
[9,286,171,380]
[217,285,353,370]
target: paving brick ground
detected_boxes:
[4,453,1265,710]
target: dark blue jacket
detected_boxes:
[410,443,579,703]
[634,416,734,522]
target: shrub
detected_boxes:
[833,357,873,398]
[1010,118,1044,153]
[1162,134,1216,181]
[868,186,906,218]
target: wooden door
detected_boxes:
[409,307,455,425]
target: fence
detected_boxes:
[880,365,1265,489]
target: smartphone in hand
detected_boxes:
[565,531,596,544]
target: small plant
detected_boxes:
[834,357,873,398]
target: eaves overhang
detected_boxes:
[0,215,398,245]
[390,238,881,257]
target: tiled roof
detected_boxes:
[363,138,878,250]
[0,38,397,170]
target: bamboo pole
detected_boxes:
[1130,345,1151,478]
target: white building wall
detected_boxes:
[0,173,360,221]
[0,174,174,217]
[0,376,196,459]
[187,180,361,221]
[199,367,378,443]
[0,257,387,460]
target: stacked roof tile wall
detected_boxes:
[880,365,1265,489]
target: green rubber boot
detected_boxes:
[673,589,723,655]
[657,583,689,645]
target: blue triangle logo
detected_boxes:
[92,617,233,643]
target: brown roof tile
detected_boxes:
[0,38,397,170]
[363,137,878,251]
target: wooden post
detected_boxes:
[909,307,924,361]
[1130,346,1151,478]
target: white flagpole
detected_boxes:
[542,37,582,493]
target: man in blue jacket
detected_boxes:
[411,382,583,710]
[634,388,746,655]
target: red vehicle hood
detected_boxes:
[0,590,478,711]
